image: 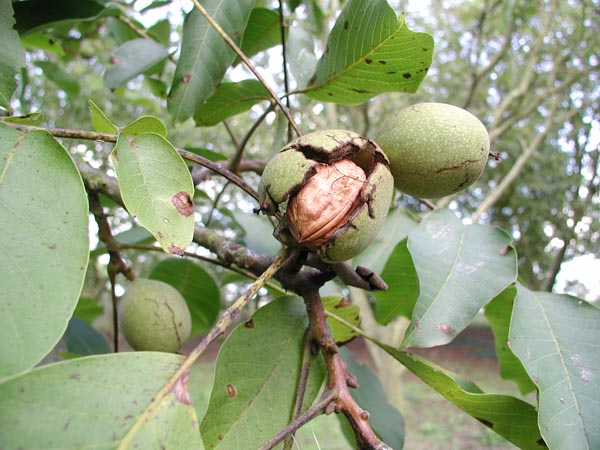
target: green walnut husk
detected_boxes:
[120,278,191,353]
[375,102,490,198]
[258,129,394,263]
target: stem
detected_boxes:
[229,104,275,174]
[189,0,301,138]
[283,329,315,450]
[278,0,293,142]
[302,288,391,450]
[179,148,259,201]
[88,192,135,352]
[117,250,295,450]
[260,391,337,450]
[2,122,259,201]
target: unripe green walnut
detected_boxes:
[375,102,490,198]
[258,129,394,263]
[120,278,191,353]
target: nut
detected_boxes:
[119,278,192,353]
[374,102,490,198]
[258,130,394,262]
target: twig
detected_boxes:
[283,329,316,450]
[117,249,297,450]
[1,122,259,201]
[260,391,337,450]
[189,0,302,138]
[87,192,135,352]
[229,103,276,174]
[278,0,293,142]
[178,148,259,201]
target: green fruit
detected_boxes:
[120,278,191,353]
[375,102,490,198]
[258,129,394,263]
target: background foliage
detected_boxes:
[0,0,598,449]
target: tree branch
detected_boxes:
[301,287,391,450]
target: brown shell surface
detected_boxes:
[287,159,366,249]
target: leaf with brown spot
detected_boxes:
[303,0,433,104]
[0,353,204,449]
[111,133,195,254]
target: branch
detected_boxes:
[302,287,391,450]
[2,122,260,201]
[88,192,135,352]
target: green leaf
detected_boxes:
[235,7,281,64]
[104,38,169,89]
[106,16,139,45]
[149,258,221,335]
[62,316,111,356]
[353,207,418,275]
[20,30,66,56]
[12,0,110,36]
[140,1,172,13]
[35,60,80,97]
[168,0,254,123]
[111,133,195,255]
[484,286,536,394]
[0,352,203,449]
[200,297,325,449]
[378,343,545,450]
[193,80,271,126]
[148,18,172,47]
[322,296,361,344]
[122,115,168,137]
[146,76,168,98]
[340,349,405,449]
[73,297,104,324]
[302,0,433,104]
[1,112,44,125]
[372,238,419,325]
[88,99,118,134]
[0,125,89,378]
[509,286,600,450]
[402,209,517,348]
[183,147,228,161]
[0,1,25,108]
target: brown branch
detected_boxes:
[87,192,135,352]
[301,287,390,450]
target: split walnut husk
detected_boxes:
[258,130,394,263]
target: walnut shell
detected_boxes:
[258,129,394,262]
[374,102,490,198]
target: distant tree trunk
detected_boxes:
[544,242,568,292]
